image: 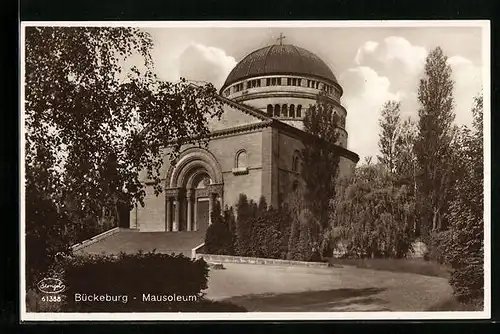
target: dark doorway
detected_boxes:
[118,201,130,228]
[196,200,210,233]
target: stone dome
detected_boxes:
[219,42,348,148]
[221,44,338,91]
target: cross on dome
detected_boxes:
[277,33,286,45]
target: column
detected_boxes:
[173,196,180,232]
[208,193,214,225]
[186,190,193,232]
[193,197,198,231]
[166,197,172,232]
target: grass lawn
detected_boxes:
[326,257,451,279]
[205,263,453,312]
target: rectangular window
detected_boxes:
[287,78,292,85]
[266,78,271,86]
[297,79,302,86]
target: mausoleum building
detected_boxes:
[129,42,359,234]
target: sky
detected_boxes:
[140,24,486,161]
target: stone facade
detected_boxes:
[131,101,358,232]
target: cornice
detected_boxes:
[270,119,359,163]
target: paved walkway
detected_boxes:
[205,263,453,312]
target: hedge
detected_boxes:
[58,251,209,312]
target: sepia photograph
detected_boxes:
[20,21,490,321]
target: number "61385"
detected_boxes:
[42,295,61,302]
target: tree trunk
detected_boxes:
[432,207,438,231]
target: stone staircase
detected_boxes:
[75,229,205,258]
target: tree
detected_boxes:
[24,27,222,283]
[301,92,342,231]
[394,118,418,183]
[445,93,484,303]
[377,103,419,233]
[378,100,401,173]
[234,194,258,256]
[414,46,456,234]
[332,164,415,259]
[205,201,234,255]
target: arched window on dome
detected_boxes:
[274,104,281,117]
[267,104,273,116]
[282,104,288,117]
[297,105,302,118]
[332,110,339,124]
[289,104,295,118]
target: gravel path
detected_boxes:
[205,263,453,312]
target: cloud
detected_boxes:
[343,37,482,163]
[354,36,428,76]
[178,43,237,89]
[447,56,483,126]
[354,41,379,65]
[340,66,403,162]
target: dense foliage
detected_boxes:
[205,202,235,255]
[58,252,209,312]
[378,100,402,173]
[445,94,484,303]
[234,194,259,256]
[301,93,342,231]
[287,188,321,261]
[414,47,456,234]
[331,164,415,259]
[24,27,222,286]
[247,207,291,260]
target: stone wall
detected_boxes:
[131,128,266,230]
[196,253,329,268]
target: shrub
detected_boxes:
[205,202,234,255]
[247,208,291,259]
[422,231,450,264]
[58,251,209,312]
[235,194,259,256]
[25,183,72,289]
[287,208,320,262]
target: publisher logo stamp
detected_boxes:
[37,278,66,294]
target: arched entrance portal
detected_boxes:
[164,148,224,233]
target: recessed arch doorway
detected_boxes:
[164,148,224,233]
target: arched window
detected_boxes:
[289,104,295,118]
[282,104,288,117]
[297,105,302,118]
[274,104,281,117]
[267,104,273,116]
[235,150,247,168]
[333,110,339,124]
